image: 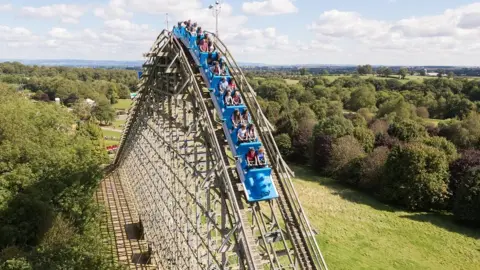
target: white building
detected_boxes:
[85,98,96,106]
[424,68,445,77]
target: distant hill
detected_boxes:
[0,59,265,68]
[0,59,144,68]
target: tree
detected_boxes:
[347,86,376,111]
[383,144,450,210]
[72,100,92,121]
[377,97,415,120]
[398,67,409,79]
[257,80,289,105]
[0,86,113,268]
[357,65,373,75]
[353,127,375,152]
[311,133,334,171]
[359,146,389,190]
[448,71,455,79]
[330,135,365,184]
[314,116,354,138]
[437,69,445,78]
[388,119,427,142]
[416,106,430,118]
[422,136,458,162]
[291,119,316,162]
[92,99,116,125]
[449,149,480,199]
[453,167,480,225]
[377,67,392,77]
[299,67,309,76]
[275,134,293,158]
[106,83,119,104]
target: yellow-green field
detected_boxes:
[113,99,133,110]
[111,119,126,130]
[102,129,122,138]
[293,166,480,270]
[284,75,480,85]
[285,79,299,85]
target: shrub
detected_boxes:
[416,106,430,118]
[314,116,354,138]
[382,143,450,210]
[369,119,389,135]
[291,119,316,163]
[311,134,334,172]
[425,123,440,136]
[359,146,390,190]
[346,113,367,127]
[422,136,458,162]
[453,167,480,225]
[274,133,293,158]
[353,127,375,153]
[374,133,401,149]
[329,135,365,178]
[449,149,480,198]
[388,119,427,142]
[357,108,373,122]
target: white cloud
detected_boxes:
[123,0,201,14]
[0,25,36,42]
[307,3,480,62]
[104,19,149,31]
[21,4,86,24]
[48,28,73,39]
[242,0,298,16]
[94,0,133,19]
[0,4,12,11]
[179,3,248,34]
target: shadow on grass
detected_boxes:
[292,165,398,213]
[291,165,480,239]
[399,213,480,240]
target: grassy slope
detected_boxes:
[102,129,122,138]
[292,166,480,270]
[113,99,133,110]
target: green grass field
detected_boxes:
[104,140,119,147]
[102,129,122,138]
[292,166,480,270]
[113,99,133,110]
[110,119,126,130]
[285,79,299,85]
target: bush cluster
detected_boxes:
[255,74,480,225]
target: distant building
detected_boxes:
[55,98,61,104]
[85,98,96,106]
[424,68,445,77]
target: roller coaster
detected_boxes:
[111,23,328,269]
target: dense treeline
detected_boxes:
[0,62,137,125]
[0,84,120,269]
[248,74,480,225]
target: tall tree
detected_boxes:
[398,67,409,79]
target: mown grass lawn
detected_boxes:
[104,140,119,147]
[102,129,122,139]
[292,165,480,270]
[113,99,133,110]
[110,119,126,130]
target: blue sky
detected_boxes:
[1,0,480,65]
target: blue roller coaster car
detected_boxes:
[173,26,278,202]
